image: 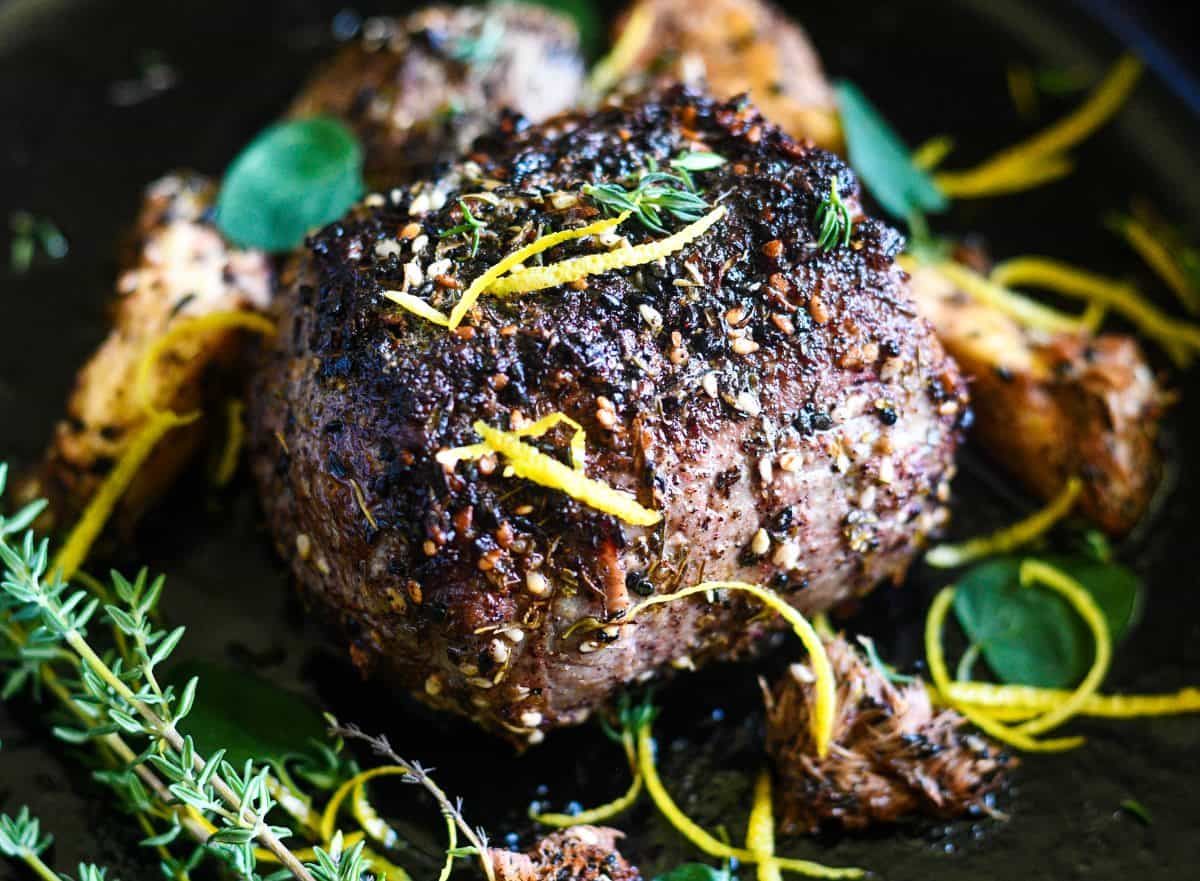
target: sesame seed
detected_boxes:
[751,528,770,556]
[579,640,602,654]
[772,313,795,335]
[639,303,664,332]
[374,238,402,259]
[773,541,800,570]
[733,391,761,415]
[526,571,550,596]
[489,639,511,665]
[702,372,719,398]
[878,457,895,484]
[731,337,760,356]
[520,710,543,728]
[295,533,311,560]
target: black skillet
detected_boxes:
[1,1,1198,879]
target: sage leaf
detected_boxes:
[953,555,1141,688]
[833,80,948,222]
[215,117,364,252]
[164,661,326,766]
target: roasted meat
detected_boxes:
[610,0,841,149]
[291,2,585,185]
[491,827,641,881]
[248,87,967,745]
[18,174,272,533]
[907,262,1168,534]
[765,636,1013,832]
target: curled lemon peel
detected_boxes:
[1011,560,1112,735]
[134,311,277,418]
[747,771,783,881]
[446,212,629,329]
[924,587,1085,753]
[935,55,1143,198]
[381,289,452,326]
[351,780,401,851]
[990,256,1200,366]
[439,419,661,527]
[52,409,199,579]
[510,412,587,471]
[320,765,409,846]
[1111,216,1200,314]
[629,581,835,758]
[946,682,1200,719]
[489,205,727,297]
[911,134,955,171]
[532,725,642,827]
[925,477,1082,568]
[213,398,245,487]
[636,724,863,879]
[906,257,1090,335]
[587,3,655,96]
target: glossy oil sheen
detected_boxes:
[0,1,1197,879]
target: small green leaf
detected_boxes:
[953,555,1141,688]
[833,80,948,223]
[653,864,734,881]
[1120,798,1153,825]
[163,661,327,767]
[215,117,364,252]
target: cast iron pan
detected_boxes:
[1,1,1198,879]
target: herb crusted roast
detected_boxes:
[248,87,968,746]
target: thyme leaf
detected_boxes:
[814,177,853,251]
[439,199,487,257]
[583,158,717,234]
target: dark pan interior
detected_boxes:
[1,2,1197,879]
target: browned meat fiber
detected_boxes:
[765,636,1014,832]
[249,87,968,746]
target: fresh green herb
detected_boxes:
[653,863,737,881]
[814,177,853,251]
[833,80,948,225]
[584,162,714,234]
[439,199,488,257]
[855,634,917,685]
[9,212,67,274]
[1036,65,1092,97]
[1119,798,1153,825]
[952,555,1141,688]
[215,117,364,252]
[163,660,328,766]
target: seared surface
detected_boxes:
[908,262,1167,534]
[19,174,271,534]
[766,637,1013,832]
[249,88,966,745]
[611,0,841,149]
[291,3,585,186]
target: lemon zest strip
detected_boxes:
[1011,560,1112,735]
[945,682,1200,718]
[924,586,1085,752]
[531,775,643,827]
[911,258,1089,335]
[509,412,587,471]
[935,55,1143,198]
[439,419,661,527]
[588,3,655,96]
[320,765,409,845]
[213,399,245,487]
[925,477,1082,568]
[381,289,451,326]
[911,135,955,171]
[53,409,199,579]
[991,255,1200,366]
[489,206,727,297]
[747,770,783,881]
[628,581,835,757]
[134,311,276,418]
[636,724,864,879]
[1111,215,1200,314]
[446,213,628,329]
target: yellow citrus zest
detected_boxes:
[213,399,245,487]
[935,55,1143,198]
[446,213,628,329]
[636,724,864,879]
[531,724,642,827]
[438,418,661,527]
[320,765,409,845]
[925,477,1082,568]
[747,771,783,881]
[628,581,835,758]
[587,3,655,96]
[1110,214,1200,314]
[991,255,1200,367]
[911,134,955,170]
[381,289,452,327]
[945,681,1200,719]
[489,205,727,297]
[52,409,199,580]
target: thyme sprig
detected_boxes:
[583,153,723,234]
[439,200,488,258]
[815,178,853,252]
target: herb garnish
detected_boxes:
[215,116,364,252]
[833,80,947,225]
[584,154,722,233]
[8,212,68,274]
[439,199,488,257]
[814,177,853,251]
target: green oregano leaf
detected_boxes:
[215,117,364,252]
[953,555,1141,688]
[833,80,948,223]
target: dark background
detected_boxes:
[1,2,1199,880]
